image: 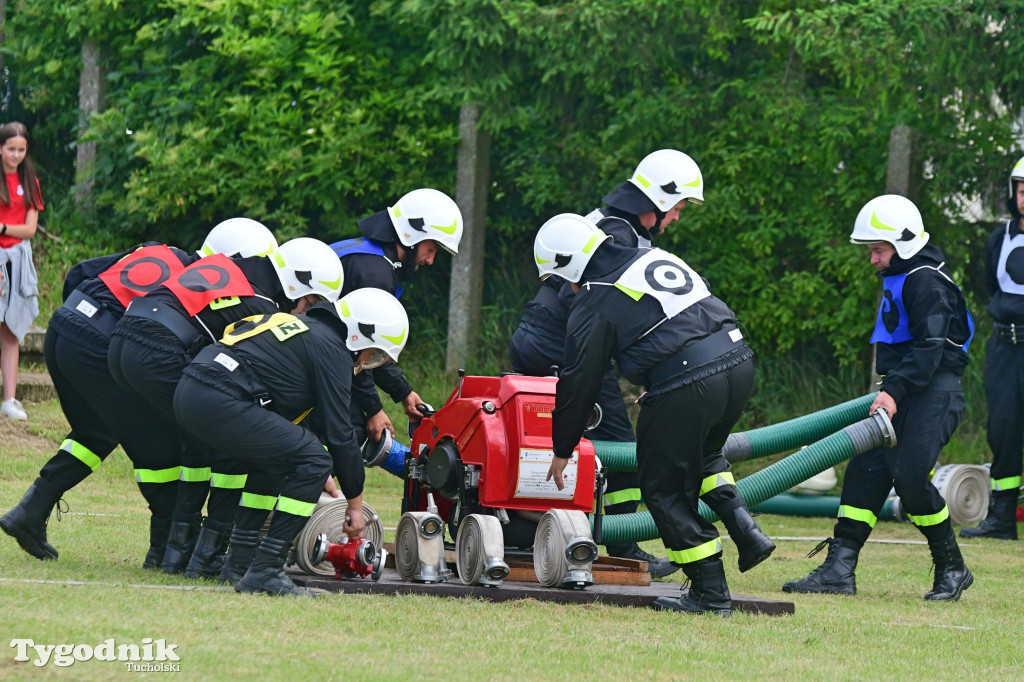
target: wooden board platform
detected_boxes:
[290,567,794,616]
[380,542,652,587]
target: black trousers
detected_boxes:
[836,385,964,546]
[509,319,640,516]
[109,329,248,519]
[984,333,1024,488]
[39,314,180,516]
[173,374,332,543]
[636,357,755,564]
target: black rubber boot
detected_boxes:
[653,558,731,616]
[218,528,261,585]
[925,525,974,601]
[782,537,859,595]
[606,543,680,579]
[184,519,232,579]
[959,490,1019,540]
[719,505,776,573]
[0,477,63,560]
[160,513,202,574]
[142,515,172,569]
[235,536,315,597]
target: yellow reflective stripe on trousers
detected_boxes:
[665,538,722,565]
[603,488,641,507]
[837,505,877,528]
[240,493,277,511]
[60,439,102,471]
[992,475,1022,492]
[135,466,181,484]
[908,505,949,527]
[179,466,211,483]
[275,496,316,517]
[699,471,736,496]
[210,473,247,490]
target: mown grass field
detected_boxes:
[1,398,1022,681]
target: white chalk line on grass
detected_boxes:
[0,577,234,592]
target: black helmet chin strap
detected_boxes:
[398,242,420,281]
[1009,180,1023,221]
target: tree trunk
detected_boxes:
[75,40,105,210]
[446,103,491,372]
[871,125,922,390]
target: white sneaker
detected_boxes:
[1,398,27,421]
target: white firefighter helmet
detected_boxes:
[628,149,704,210]
[199,217,279,259]
[388,188,464,255]
[534,213,611,283]
[336,288,410,373]
[273,237,345,302]
[1009,155,1024,197]
[850,194,929,260]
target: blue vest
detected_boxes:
[329,237,403,298]
[870,271,975,352]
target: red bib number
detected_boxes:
[98,244,186,308]
[160,253,256,316]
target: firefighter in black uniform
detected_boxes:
[511,150,774,579]
[173,288,409,596]
[538,213,759,616]
[0,241,195,566]
[961,157,1024,540]
[329,188,463,443]
[783,194,975,601]
[108,225,345,577]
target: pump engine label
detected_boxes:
[514,448,577,500]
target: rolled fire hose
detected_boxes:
[534,509,599,589]
[293,494,384,577]
[456,514,510,586]
[592,409,896,544]
[395,511,450,583]
[592,392,878,472]
[752,464,990,526]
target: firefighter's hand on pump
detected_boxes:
[366,409,394,443]
[343,501,366,540]
[323,475,341,498]
[401,391,431,420]
[869,391,897,419]
[547,455,570,491]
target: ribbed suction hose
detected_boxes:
[593,409,896,544]
[592,392,878,472]
[534,509,598,589]
[293,494,384,576]
[456,514,510,586]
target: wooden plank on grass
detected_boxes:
[291,568,794,616]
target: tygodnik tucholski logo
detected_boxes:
[11,637,181,671]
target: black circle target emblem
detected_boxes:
[120,257,173,293]
[179,264,231,292]
[881,290,901,333]
[1005,246,1024,285]
[643,259,693,295]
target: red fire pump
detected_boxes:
[403,372,605,551]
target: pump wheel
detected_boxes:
[293,496,383,577]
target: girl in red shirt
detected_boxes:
[0,122,44,421]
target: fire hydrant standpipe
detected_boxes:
[591,392,878,472]
[592,409,896,545]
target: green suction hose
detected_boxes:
[592,392,878,472]
[751,493,902,521]
[592,409,896,545]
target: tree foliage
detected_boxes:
[4,0,1023,367]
